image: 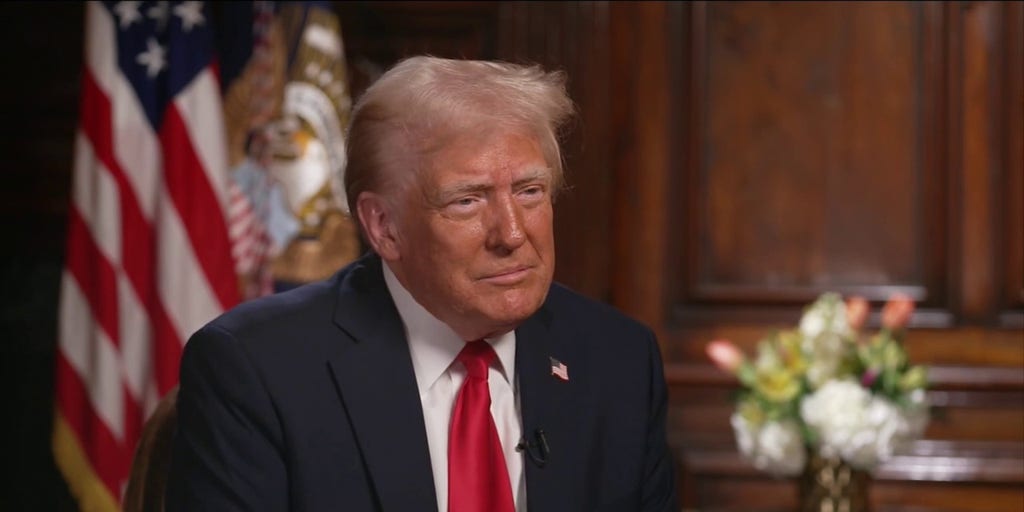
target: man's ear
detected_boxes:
[356,192,401,261]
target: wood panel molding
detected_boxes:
[665,1,956,328]
[664,362,1024,390]
[999,0,1024,327]
[608,0,673,329]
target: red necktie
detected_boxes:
[448,341,515,512]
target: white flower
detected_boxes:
[801,379,928,470]
[801,379,870,458]
[798,293,856,389]
[731,413,806,477]
[799,292,851,341]
[803,333,847,389]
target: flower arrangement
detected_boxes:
[706,293,930,477]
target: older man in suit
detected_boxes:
[166,55,677,511]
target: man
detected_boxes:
[166,56,677,511]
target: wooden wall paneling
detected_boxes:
[659,0,966,361]
[682,448,1024,511]
[608,0,672,331]
[604,1,688,502]
[663,324,1024,369]
[653,2,1024,511]
[868,482,1024,512]
[663,0,698,346]
[668,1,953,329]
[1000,0,1024,327]
[335,1,501,95]
[959,0,1001,323]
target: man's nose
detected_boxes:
[486,195,526,253]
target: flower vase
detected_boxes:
[798,451,871,512]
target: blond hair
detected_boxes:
[344,56,575,228]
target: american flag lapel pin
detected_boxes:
[549,357,569,382]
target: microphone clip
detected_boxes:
[515,428,549,468]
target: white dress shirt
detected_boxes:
[383,263,526,512]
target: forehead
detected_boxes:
[422,130,549,183]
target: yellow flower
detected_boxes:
[899,365,928,391]
[776,330,808,375]
[754,367,801,403]
[738,397,766,426]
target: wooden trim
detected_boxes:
[959,0,1002,321]
[664,362,1024,390]
[679,439,1024,483]
[662,2,958,327]
[609,1,672,330]
[1000,0,1024,322]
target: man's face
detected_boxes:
[388,130,556,340]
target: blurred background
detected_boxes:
[1,1,1021,511]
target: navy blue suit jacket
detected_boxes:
[165,254,677,511]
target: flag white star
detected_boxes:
[136,37,167,78]
[147,1,170,32]
[173,1,205,32]
[113,1,142,29]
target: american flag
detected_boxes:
[53,2,240,509]
[550,357,570,382]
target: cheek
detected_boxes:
[525,208,555,246]
[432,220,488,253]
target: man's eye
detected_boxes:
[519,185,546,199]
[446,196,480,212]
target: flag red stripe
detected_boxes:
[79,69,163,343]
[159,106,240,310]
[65,207,119,347]
[80,68,157,312]
[79,68,184,395]
[56,354,131,499]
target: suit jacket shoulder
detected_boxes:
[544,282,653,336]
[167,254,438,511]
[514,282,677,512]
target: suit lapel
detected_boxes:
[516,295,591,511]
[325,255,437,511]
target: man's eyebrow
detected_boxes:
[438,182,491,198]
[436,167,552,199]
[512,167,553,187]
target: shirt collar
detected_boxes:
[382,262,516,394]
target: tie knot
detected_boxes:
[457,340,497,380]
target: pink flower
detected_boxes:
[882,293,915,330]
[706,339,746,373]
[845,296,869,331]
[861,368,880,387]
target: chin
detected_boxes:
[491,289,547,322]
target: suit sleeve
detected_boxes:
[641,329,679,512]
[165,324,289,511]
